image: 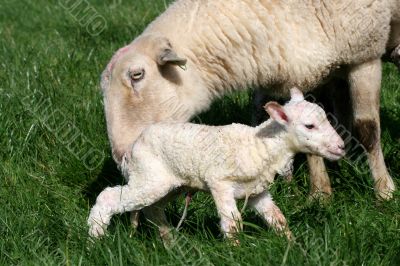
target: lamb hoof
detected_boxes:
[223,237,240,247]
[231,239,241,246]
[129,229,136,238]
[283,173,293,182]
[88,223,106,238]
[160,229,176,248]
[283,229,294,241]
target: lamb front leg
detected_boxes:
[249,191,292,240]
[349,59,395,200]
[210,186,242,242]
[88,185,135,238]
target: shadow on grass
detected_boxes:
[83,157,124,205]
[191,93,253,126]
[381,108,400,140]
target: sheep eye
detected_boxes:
[129,69,145,82]
[305,124,315,129]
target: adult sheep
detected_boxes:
[101,0,399,200]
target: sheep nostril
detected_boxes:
[338,144,345,150]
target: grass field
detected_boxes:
[1,0,400,265]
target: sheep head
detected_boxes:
[100,34,192,164]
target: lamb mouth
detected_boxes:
[327,150,345,160]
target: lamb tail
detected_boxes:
[176,192,192,231]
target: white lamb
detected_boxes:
[88,88,345,240]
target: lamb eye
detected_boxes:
[130,69,145,81]
[305,124,315,129]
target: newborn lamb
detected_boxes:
[88,88,345,240]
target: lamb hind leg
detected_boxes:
[88,178,178,238]
[130,211,140,229]
[349,59,395,200]
[142,191,177,245]
[143,205,171,240]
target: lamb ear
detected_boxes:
[157,48,187,66]
[290,87,304,102]
[264,102,289,125]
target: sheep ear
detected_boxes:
[264,102,289,125]
[290,87,304,102]
[157,48,187,66]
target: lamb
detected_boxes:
[101,0,399,201]
[88,88,345,240]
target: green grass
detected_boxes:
[1,0,400,265]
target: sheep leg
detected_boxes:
[349,59,395,200]
[88,178,177,238]
[307,78,353,200]
[307,154,332,199]
[210,186,242,241]
[249,191,292,240]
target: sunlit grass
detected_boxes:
[1,0,399,265]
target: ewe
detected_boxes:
[101,0,399,200]
[88,88,345,240]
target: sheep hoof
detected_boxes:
[308,191,332,203]
[376,191,393,201]
[375,178,395,201]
